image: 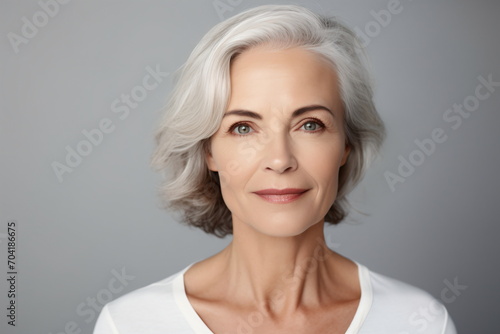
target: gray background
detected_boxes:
[1,0,499,333]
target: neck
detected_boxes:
[219,218,338,315]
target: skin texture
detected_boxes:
[184,45,360,333]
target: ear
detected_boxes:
[205,145,218,172]
[340,144,351,166]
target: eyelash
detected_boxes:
[300,117,326,133]
[227,118,326,136]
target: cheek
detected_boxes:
[318,159,342,190]
[210,140,257,190]
[302,138,345,168]
[300,141,345,193]
[217,160,244,189]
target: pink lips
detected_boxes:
[253,188,308,204]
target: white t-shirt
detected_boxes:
[93,262,457,333]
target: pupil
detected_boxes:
[306,122,315,130]
[239,125,248,133]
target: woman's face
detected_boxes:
[206,45,350,237]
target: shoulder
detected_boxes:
[93,265,190,333]
[106,270,178,313]
[358,265,457,334]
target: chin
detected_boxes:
[244,214,322,238]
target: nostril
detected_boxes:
[265,156,298,174]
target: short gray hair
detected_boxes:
[151,5,385,237]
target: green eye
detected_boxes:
[234,124,252,135]
[302,121,320,131]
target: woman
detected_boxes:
[94,5,456,333]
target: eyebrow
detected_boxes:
[223,104,334,119]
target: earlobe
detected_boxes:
[205,152,218,172]
[204,140,218,171]
[341,145,351,166]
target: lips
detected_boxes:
[252,188,309,204]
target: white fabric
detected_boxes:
[93,262,457,334]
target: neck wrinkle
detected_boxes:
[222,220,336,317]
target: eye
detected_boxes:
[230,123,254,136]
[300,120,324,132]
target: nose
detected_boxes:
[261,133,298,174]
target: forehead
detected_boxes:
[227,46,342,114]
[230,45,336,81]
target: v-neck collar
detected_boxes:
[172,261,372,334]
